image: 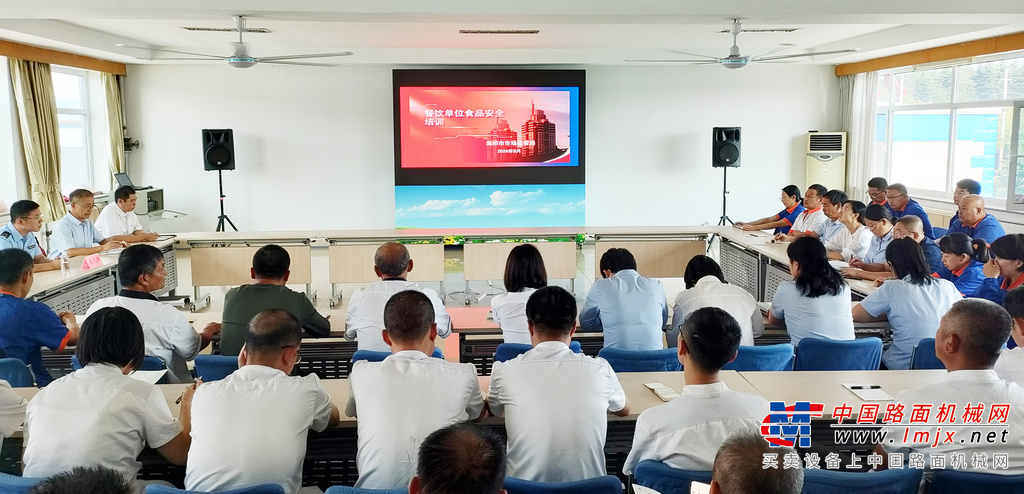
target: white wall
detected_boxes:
[123,63,839,232]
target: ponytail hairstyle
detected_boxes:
[938,233,990,264]
[786,237,846,298]
[885,238,933,285]
[781,185,802,204]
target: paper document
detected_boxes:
[829,260,850,269]
[842,382,895,401]
[632,486,661,494]
[689,481,711,494]
[129,370,168,385]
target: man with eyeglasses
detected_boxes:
[48,188,129,259]
[866,176,889,207]
[883,183,935,239]
[0,200,60,272]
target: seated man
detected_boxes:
[580,248,668,351]
[186,310,340,493]
[884,183,935,239]
[0,200,59,272]
[949,194,1005,246]
[345,241,450,351]
[807,189,848,242]
[775,184,828,240]
[875,298,1024,475]
[409,422,506,494]
[86,245,220,383]
[623,307,769,474]
[94,186,159,242]
[894,215,942,273]
[48,189,129,259]
[949,178,982,231]
[29,466,135,494]
[709,430,803,494]
[0,248,78,385]
[347,290,483,489]
[220,245,330,356]
[867,176,889,207]
[489,286,629,482]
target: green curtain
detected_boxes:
[102,72,126,176]
[8,58,64,222]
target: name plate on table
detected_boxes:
[81,254,104,270]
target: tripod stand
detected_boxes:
[707,166,734,252]
[214,170,238,232]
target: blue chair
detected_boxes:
[194,354,239,381]
[721,344,795,371]
[933,227,949,238]
[0,358,35,387]
[494,342,582,363]
[0,472,43,493]
[598,347,681,372]
[909,338,944,370]
[503,475,622,494]
[351,347,444,363]
[324,487,408,494]
[145,483,286,494]
[72,355,169,384]
[801,468,922,494]
[793,337,882,371]
[632,460,712,494]
[929,470,1024,493]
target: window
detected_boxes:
[0,58,20,213]
[52,67,109,196]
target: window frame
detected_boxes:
[51,66,96,195]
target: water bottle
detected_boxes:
[60,252,71,276]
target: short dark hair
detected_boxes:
[956,178,982,195]
[417,422,506,494]
[68,189,94,204]
[374,241,411,277]
[525,286,576,337]
[503,244,547,293]
[0,248,33,285]
[681,307,741,372]
[117,244,163,287]
[113,185,136,203]
[867,177,888,189]
[844,200,867,225]
[938,232,989,263]
[807,184,828,198]
[885,238,933,285]
[683,255,725,289]
[29,466,134,494]
[823,189,848,206]
[886,183,909,195]
[383,290,435,343]
[781,185,802,202]
[245,309,302,357]
[944,299,1012,367]
[599,248,637,274]
[713,430,803,494]
[863,203,893,223]
[989,234,1024,274]
[787,237,846,298]
[252,244,290,279]
[76,307,146,371]
[10,200,40,220]
[1004,287,1024,319]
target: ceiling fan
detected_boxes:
[626,19,857,69]
[117,15,352,68]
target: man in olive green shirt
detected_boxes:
[220,245,331,355]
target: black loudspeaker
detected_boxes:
[712,127,741,168]
[202,129,235,171]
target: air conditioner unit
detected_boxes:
[806,132,847,192]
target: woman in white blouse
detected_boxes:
[825,200,873,262]
[491,244,547,344]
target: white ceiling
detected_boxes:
[2,0,1024,67]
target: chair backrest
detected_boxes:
[0,358,35,387]
[351,348,444,363]
[503,475,622,494]
[793,337,882,371]
[194,354,240,381]
[0,472,43,494]
[721,344,795,371]
[145,482,287,493]
[929,470,1024,493]
[909,338,945,370]
[633,460,712,494]
[494,342,581,363]
[597,347,682,373]
[323,486,408,494]
[801,468,922,494]
[932,227,949,237]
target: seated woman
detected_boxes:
[842,204,895,281]
[669,255,763,347]
[935,232,988,298]
[978,234,1024,305]
[735,185,805,234]
[22,307,196,485]
[491,243,546,344]
[853,238,962,369]
[768,237,855,346]
[824,200,872,262]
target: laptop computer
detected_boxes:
[114,172,152,190]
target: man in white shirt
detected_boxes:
[580,248,668,351]
[95,185,159,242]
[86,245,220,383]
[670,255,763,347]
[186,309,340,494]
[0,380,26,452]
[48,188,130,259]
[775,184,828,241]
[995,287,1024,385]
[489,286,629,482]
[347,290,484,489]
[875,298,1024,476]
[623,307,770,474]
[409,422,507,494]
[345,241,451,351]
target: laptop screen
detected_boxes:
[114,173,134,188]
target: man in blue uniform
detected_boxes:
[949,194,1005,246]
[884,183,935,239]
[0,200,59,272]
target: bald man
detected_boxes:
[344,241,451,351]
[949,194,1005,245]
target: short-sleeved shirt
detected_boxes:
[977,274,1024,305]
[859,277,962,369]
[579,269,668,351]
[220,284,331,356]
[0,380,27,451]
[886,199,935,239]
[789,207,826,235]
[344,279,451,352]
[346,351,483,489]
[815,218,846,243]
[488,341,626,482]
[94,203,143,238]
[995,347,1024,387]
[0,222,43,258]
[863,229,894,264]
[186,365,334,494]
[934,260,986,298]
[769,281,855,346]
[23,363,183,479]
[823,225,873,262]
[0,294,71,386]
[47,213,105,258]
[948,213,1006,246]
[920,237,943,274]
[671,276,761,346]
[774,204,807,234]
[491,288,537,345]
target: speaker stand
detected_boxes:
[707,166,734,253]
[214,170,238,232]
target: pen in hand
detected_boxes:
[175,377,203,404]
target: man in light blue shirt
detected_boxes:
[48,189,128,259]
[580,248,668,351]
[0,200,59,272]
